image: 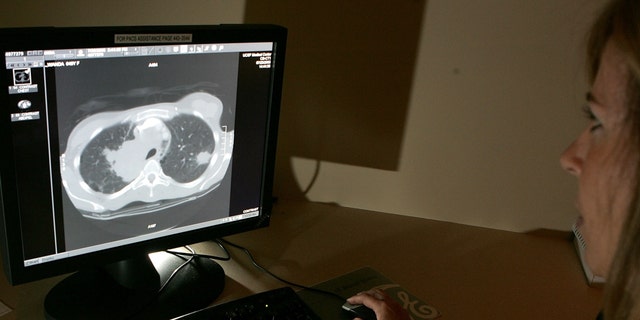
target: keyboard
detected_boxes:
[173,287,320,320]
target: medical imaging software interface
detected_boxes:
[4,40,275,267]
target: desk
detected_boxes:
[0,201,602,319]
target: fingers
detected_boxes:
[347,289,390,312]
[346,289,411,320]
[349,289,386,301]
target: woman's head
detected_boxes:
[561,0,640,317]
[587,0,640,123]
[561,36,637,277]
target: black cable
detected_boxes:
[158,245,197,293]
[217,238,347,302]
[150,241,231,298]
[161,239,348,302]
[127,241,259,319]
[126,245,200,320]
[165,240,232,261]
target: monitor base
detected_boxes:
[44,251,225,320]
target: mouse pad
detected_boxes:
[297,267,440,319]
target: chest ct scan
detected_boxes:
[60,92,234,220]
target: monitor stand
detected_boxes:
[44,251,225,320]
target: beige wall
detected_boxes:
[0,0,606,232]
[266,0,607,232]
[0,0,245,27]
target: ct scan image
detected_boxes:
[54,52,238,250]
[60,91,233,219]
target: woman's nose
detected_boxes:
[560,138,583,176]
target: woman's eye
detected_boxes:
[582,105,603,132]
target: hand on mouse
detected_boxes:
[346,289,411,320]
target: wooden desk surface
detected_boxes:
[0,201,602,319]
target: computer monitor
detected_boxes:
[0,24,286,319]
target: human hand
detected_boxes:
[346,289,411,320]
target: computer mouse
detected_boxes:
[342,302,377,320]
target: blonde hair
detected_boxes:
[587,0,640,318]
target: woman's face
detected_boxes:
[560,39,638,277]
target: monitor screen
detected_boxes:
[0,24,286,318]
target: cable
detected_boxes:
[217,238,347,302]
[166,240,232,261]
[150,241,231,298]
[161,239,348,302]
[158,245,197,293]
[126,245,200,320]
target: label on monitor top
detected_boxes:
[114,34,193,44]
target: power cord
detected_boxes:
[126,245,218,319]
[159,245,197,293]
[165,241,232,262]
[217,238,347,302]
[157,239,347,303]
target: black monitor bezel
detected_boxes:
[0,24,286,285]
